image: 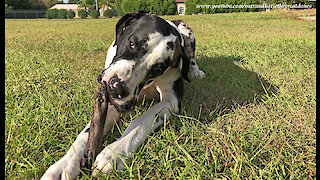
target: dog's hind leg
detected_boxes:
[40,105,119,180]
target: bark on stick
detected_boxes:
[80,82,108,170]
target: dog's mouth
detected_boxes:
[107,93,137,114]
[113,99,137,114]
[105,81,141,114]
[100,66,154,114]
[106,79,152,114]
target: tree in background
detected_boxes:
[66,9,76,18]
[78,9,88,18]
[68,0,79,3]
[185,0,200,15]
[5,0,13,11]
[163,0,177,15]
[99,0,113,12]
[148,0,161,14]
[6,0,59,9]
[147,0,176,15]
[45,8,59,18]
[57,9,68,18]
[121,0,147,14]
[113,0,123,16]
[6,0,315,14]
[77,0,96,10]
[90,9,99,18]
[104,8,114,17]
[41,0,57,8]
[6,0,32,9]
[5,4,13,11]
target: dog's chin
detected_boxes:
[111,98,137,114]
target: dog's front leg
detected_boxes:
[41,105,119,180]
[190,59,205,78]
[92,78,181,177]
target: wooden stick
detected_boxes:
[80,82,108,170]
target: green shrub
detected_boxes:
[185,0,199,15]
[45,9,59,19]
[66,10,75,19]
[114,0,124,16]
[87,8,95,15]
[78,9,88,19]
[163,0,177,15]
[104,9,114,18]
[90,9,100,19]
[45,10,51,19]
[122,0,148,14]
[57,9,68,19]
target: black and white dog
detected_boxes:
[41,11,205,180]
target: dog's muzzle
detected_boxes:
[105,75,136,114]
[107,75,129,100]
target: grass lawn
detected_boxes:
[5,9,316,179]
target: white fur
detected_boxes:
[41,123,91,180]
[92,68,180,177]
[165,20,184,46]
[171,20,206,79]
[41,17,204,180]
[101,33,178,107]
[105,41,117,69]
[41,69,181,179]
[144,32,176,67]
[190,61,205,78]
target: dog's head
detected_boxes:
[100,11,190,113]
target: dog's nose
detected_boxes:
[107,75,129,99]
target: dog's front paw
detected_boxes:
[190,66,205,78]
[92,144,130,177]
[41,156,80,180]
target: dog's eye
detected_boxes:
[152,63,162,72]
[130,41,135,49]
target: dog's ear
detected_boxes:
[180,49,191,82]
[114,10,147,46]
[171,19,182,27]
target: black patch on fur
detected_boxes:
[173,77,184,112]
[146,58,171,80]
[180,50,191,82]
[190,41,195,52]
[113,13,182,64]
[114,10,147,46]
[171,19,182,26]
[145,79,154,86]
[178,100,182,113]
[85,128,90,133]
[191,61,196,65]
[173,77,184,100]
[167,42,174,50]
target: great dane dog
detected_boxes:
[41,10,205,180]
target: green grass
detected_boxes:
[5,10,316,179]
